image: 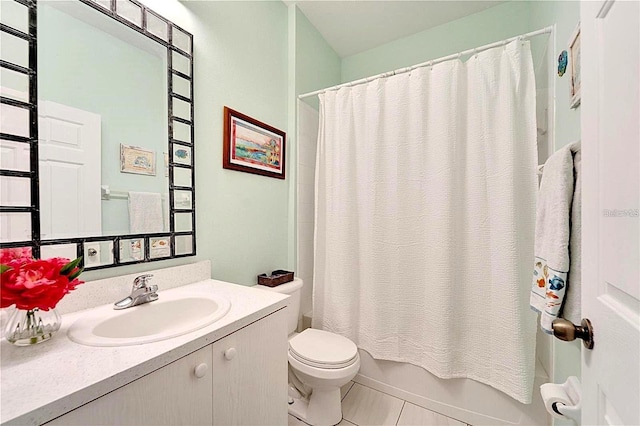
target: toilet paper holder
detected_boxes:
[540,376,582,423]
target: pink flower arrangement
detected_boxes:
[1,249,84,311]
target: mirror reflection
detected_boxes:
[38,1,169,239]
[1,1,170,242]
[0,0,195,267]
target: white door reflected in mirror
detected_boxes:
[39,100,101,240]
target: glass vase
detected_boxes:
[4,308,61,346]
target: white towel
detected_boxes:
[128,192,164,233]
[530,142,581,333]
[563,146,581,324]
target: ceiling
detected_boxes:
[290,1,505,57]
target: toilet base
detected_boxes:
[288,387,343,426]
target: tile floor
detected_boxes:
[288,381,470,426]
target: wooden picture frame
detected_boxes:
[568,23,581,109]
[223,107,286,179]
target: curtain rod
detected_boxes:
[298,26,553,100]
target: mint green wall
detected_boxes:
[179,1,290,286]
[530,1,581,150]
[295,7,341,110]
[287,5,297,270]
[38,4,167,236]
[341,1,532,83]
[287,4,341,269]
[282,4,341,312]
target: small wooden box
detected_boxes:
[257,270,294,287]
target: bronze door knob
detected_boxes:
[552,318,594,349]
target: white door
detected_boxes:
[39,100,101,240]
[581,1,640,425]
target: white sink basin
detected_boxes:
[68,290,231,347]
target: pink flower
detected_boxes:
[0,247,33,265]
[1,256,84,311]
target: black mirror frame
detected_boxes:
[0,0,196,270]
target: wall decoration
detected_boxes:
[120,144,156,175]
[568,24,581,108]
[223,107,286,179]
[130,239,143,261]
[557,50,568,77]
[173,145,191,166]
[150,237,170,258]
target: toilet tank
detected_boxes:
[256,278,303,334]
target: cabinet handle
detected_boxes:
[194,363,208,378]
[224,348,237,360]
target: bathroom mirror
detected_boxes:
[0,0,196,269]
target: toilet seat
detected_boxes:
[289,329,358,369]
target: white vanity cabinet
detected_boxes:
[45,309,288,426]
[46,346,214,426]
[211,307,288,425]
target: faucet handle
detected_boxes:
[132,274,154,290]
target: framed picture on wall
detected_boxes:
[568,23,581,109]
[120,144,156,176]
[223,107,286,179]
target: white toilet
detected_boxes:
[258,278,360,426]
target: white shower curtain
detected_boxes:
[313,40,538,404]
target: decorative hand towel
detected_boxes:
[530,142,581,333]
[128,191,164,233]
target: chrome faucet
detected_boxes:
[114,274,159,310]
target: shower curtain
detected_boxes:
[313,40,538,404]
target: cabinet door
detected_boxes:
[47,346,213,426]
[211,308,288,426]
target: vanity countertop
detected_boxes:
[0,279,288,425]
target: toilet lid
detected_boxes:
[289,329,358,369]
